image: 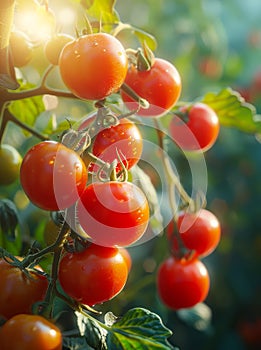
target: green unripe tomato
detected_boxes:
[44,33,74,65]
[0,144,22,185]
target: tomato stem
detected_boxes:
[153,118,192,258]
[121,82,150,110]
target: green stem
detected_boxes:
[121,82,149,110]
[21,218,70,269]
[154,119,192,209]
[154,118,191,257]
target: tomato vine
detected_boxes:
[0,0,259,349]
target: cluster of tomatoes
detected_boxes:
[0,6,222,347]
[157,209,221,310]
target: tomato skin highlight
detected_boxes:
[157,256,210,310]
[167,209,221,258]
[0,314,62,350]
[76,181,150,247]
[0,258,48,319]
[121,58,182,117]
[169,103,219,151]
[92,118,143,171]
[20,141,87,211]
[59,33,128,100]
[58,244,128,306]
[119,247,132,272]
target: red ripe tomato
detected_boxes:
[20,141,87,211]
[92,118,143,172]
[121,58,181,117]
[157,256,210,310]
[0,314,62,350]
[167,209,221,258]
[59,33,128,100]
[76,181,150,247]
[0,258,48,319]
[58,244,128,306]
[119,247,132,272]
[169,103,220,152]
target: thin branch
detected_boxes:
[2,85,76,102]
[1,108,49,142]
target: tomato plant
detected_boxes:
[59,33,128,100]
[169,103,220,152]
[58,243,128,306]
[121,58,182,117]
[20,141,87,211]
[92,117,143,172]
[76,181,150,247]
[0,144,22,186]
[0,314,62,350]
[0,0,259,349]
[0,257,48,319]
[157,256,210,310]
[167,209,221,258]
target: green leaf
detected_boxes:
[75,311,107,349]
[106,307,174,349]
[63,336,95,350]
[201,87,261,134]
[8,81,45,128]
[80,0,119,27]
[113,23,157,51]
[132,26,157,51]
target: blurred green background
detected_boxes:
[113,1,261,349]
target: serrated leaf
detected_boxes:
[130,165,163,237]
[177,303,212,332]
[75,311,107,349]
[63,336,94,350]
[80,0,119,27]
[201,87,261,133]
[8,81,45,128]
[106,307,174,349]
